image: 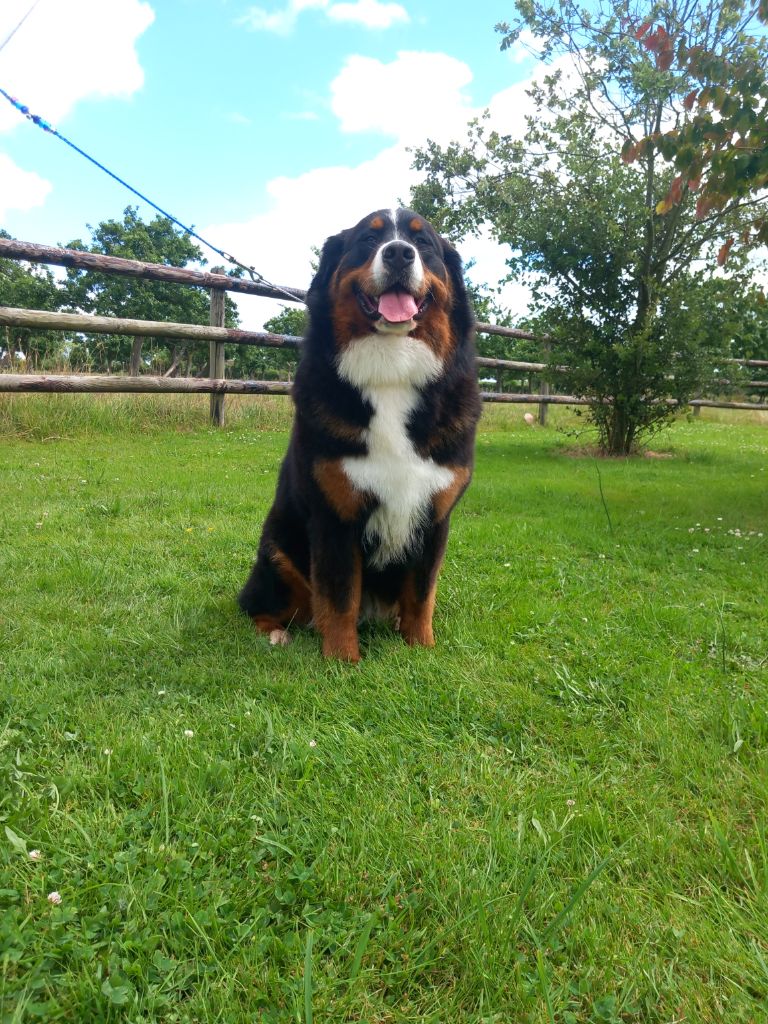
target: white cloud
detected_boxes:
[504,28,544,64]
[331,51,473,141]
[0,152,51,219]
[0,0,155,133]
[201,48,585,328]
[239,0,408,34]
[238,0,325,35]
[327,1,409,29]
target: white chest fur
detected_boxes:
[336,334,452,568]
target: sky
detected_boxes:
[0,0,548,328]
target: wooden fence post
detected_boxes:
[538,342,551,426]
[209,267,226,426]
[129,336,143,376]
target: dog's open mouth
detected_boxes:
[356,287,431,324]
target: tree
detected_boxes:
[0,230,65,369]
[411,0,764,454]
[229,306,306,381]
[632,5,768,250]
[63,207,240,374]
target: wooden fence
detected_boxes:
[1,237,765,426]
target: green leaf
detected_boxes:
[4,827,27,855]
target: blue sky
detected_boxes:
[0,0,543,325]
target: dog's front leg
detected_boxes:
[310,518,362,662]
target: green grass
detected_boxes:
[1,394,767,1023]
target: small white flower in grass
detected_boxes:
[184,729,194,738]
[566,799,576,807]
[48,891,62,905]
[523,412,535,425]
[692,549,699,554]
[103,748,112,756]
[157,689,166,696]
[35,522,43,528]
[309,740,317,748]
[29,849,42,861]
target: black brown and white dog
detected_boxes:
[238,208,481,661]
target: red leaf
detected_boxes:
[688,175,702,191]
[642,27,661,51]
[621,140,638,164]
[683,90,698,111]
[657,48,674,71]
[634,19,653,40]
[717,238,734,266]
[669,175,684,205]
[696,195,715,219]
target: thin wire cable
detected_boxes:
[0,0,42,57]
[0,84,304,303]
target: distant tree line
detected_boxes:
[0,207,305,379]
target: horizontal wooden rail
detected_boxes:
[0,374,292,395]
[0,238,307,304]
[1,374,763,412]
[477,355,546,372]
[0,306,301,348]
[475,323,543,341]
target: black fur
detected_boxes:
[238,208,481,660]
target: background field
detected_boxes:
[1,395,767,1023]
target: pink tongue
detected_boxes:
[378,289,418,323]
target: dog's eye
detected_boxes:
[414,235,433,249]
[362,233,380,247]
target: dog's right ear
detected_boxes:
[308,230,348,299]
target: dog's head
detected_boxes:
[306,208,473,370]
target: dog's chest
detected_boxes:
[342,384,452,567]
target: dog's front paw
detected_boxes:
[269,628,291,647]
[322,636,361,663]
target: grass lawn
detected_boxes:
[1,395,767,1023]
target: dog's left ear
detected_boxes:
[441,236,474,338]
[308,230,348,300]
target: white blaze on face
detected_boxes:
[370,209,425,304]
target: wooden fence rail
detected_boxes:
[1,237,765,424]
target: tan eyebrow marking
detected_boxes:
[410,218,423,231]
[370,216,384,229]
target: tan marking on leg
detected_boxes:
[313,459,368,521]
[312,550,362,662]
[398,573,437,648]
[270,546,312,624]
[433,466,471,522]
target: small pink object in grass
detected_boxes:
[523,412,535,425]
[47,891,62,905]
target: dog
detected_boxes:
[238,207,481,661]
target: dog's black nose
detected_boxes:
[382,241,416,272]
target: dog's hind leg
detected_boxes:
[238,539,312,644]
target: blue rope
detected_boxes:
[0,86,303,302]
